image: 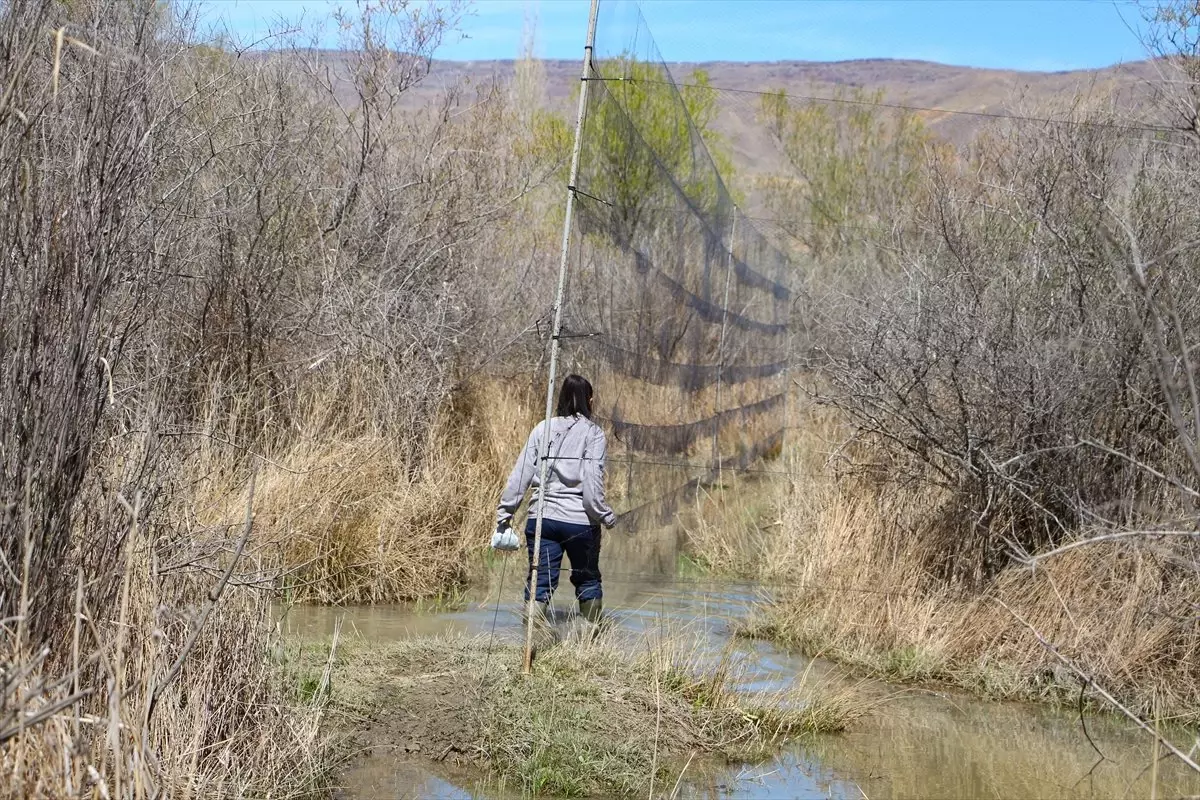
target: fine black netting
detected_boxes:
[554,0,793,531]
[600,392,785,457]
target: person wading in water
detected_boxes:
[493,374,617,633]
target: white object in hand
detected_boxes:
[491,525,519,551]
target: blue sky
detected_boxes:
[206,0,1151,71]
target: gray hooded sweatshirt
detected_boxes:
[497,414,617,530]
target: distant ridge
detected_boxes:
[274,50,1160,200]
[397,57,1156,181]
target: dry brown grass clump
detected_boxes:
[191,379,535,605]
[752,465,1200,722]
[0,463,338,799]
[674,384,831,577]
[677,476,783,576]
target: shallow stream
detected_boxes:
[289,529,1200,799]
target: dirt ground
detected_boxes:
[336,640,491,768]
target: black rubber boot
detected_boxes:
[577,599,604,643]
[523,600,550,625]
[578,598,603,624]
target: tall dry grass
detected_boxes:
[737,2,1200,745]
[192,379,536,605]
[670,382,824,576]
[0,437,338,798]
[750,404,1200,723]
[0,0,558,794]
[584,366,788,522]
[677,478,777,576]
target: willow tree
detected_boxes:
[758,87,936,265]
[534,58,734,245]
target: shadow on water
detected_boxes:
[289,526,1200,799]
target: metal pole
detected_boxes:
[782,302,792,469]
[524,0,601,674]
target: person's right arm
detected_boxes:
[497,423,541,529]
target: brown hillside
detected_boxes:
[405,57,1159,183]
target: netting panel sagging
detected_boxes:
[558,0,793,528]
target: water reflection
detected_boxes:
[296,525,1200,799]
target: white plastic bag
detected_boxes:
[491,525,519,551]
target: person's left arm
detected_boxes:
[497,424,540,529]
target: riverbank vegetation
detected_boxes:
[8,0,1200,793]
[0,0,553,795]
[689,0,1200,740]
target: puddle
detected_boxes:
[293,528,1200,799]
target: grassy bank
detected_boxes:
[311,630,863,796]
[745,480,1200,721]
[681,403,1200,727]
[191,379,536,605]
[0,0,558,789]
[0,563,339,799]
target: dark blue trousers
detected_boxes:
[523,517,602,604]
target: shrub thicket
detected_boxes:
[0,1,555,794]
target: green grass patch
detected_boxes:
[675,552,713,578]
[882,644,946,683]
[411,584,471,614]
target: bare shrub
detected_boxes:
[756,0,1200,737]
[805,97,1199,587]
[0,0,166,643]
[758,471,1200,720]
[0,0,557,793]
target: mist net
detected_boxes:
[554,0,793,533]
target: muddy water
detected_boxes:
[291,529,1200,799]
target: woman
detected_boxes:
[494,374,616,624]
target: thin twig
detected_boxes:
[0,690,94,744]
[997,597,1200,775]
[1015,529,1200,567]
[1079,437,1200,500]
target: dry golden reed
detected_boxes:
[744,404,1200,723]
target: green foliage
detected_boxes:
[527,108,572,165]
[759,87,935,261]
[295,674,328,704]
[412,585,469,614]
[597,59,732,189]
[190,42,233,71]
[532,58,735,243]
[882,645,946,683]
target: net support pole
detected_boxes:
[524,0,601,675]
